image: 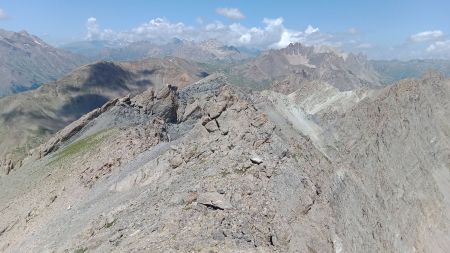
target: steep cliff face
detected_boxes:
[258,72,450,252]
[0,72,448,252]
[326,73,450,252]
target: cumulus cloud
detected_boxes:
[426,40,450,56]
[81,16,450,59]
[304,25,319,35]
[86,17,100,40]
[410,30,444,42]
[82,16,450,59]
[216,7,245,20]
[84,16,330,49]
[128,18,196,42]
[0,8,8,20]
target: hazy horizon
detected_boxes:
[0,0,449,60]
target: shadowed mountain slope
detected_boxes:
[0,29,86,97]
[0,57,206,169]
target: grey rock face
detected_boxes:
[182,100,201,121]
[151,85,179,123]
[0,158,13,175]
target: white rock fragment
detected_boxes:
[197,192,232,210]
[250,157,263,164]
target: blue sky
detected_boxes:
[0,0,449,59]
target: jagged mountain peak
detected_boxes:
[230,43,382,91]
[270,43,341,59]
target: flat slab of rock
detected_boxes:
[207,101,227,119]
[182,100,200,121]
[204,120,219,132]
[250,157,263,164]
[197,192,232,210]
[169,155,183,168]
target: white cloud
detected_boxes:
[427,40,450,54]
[0,8,8,20]
[86,17,100,40]
[129,18,195,42]
[410,30,444,42]
[216,7,245,20]
[81,17,450,59]
[304,25,319,35]
[85,17,196,44]
[84,16,328,49]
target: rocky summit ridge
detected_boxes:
[0,57,206,173]
[0,65,448,252]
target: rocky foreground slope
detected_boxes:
[0,71,448,252]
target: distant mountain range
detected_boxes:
[2,28,449,99]
[371,59,450,83]
[62,38,257,63]
[0,27,450,97]
[0,29,86,97]
[59,40,120,58]
[62,39,450,85]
